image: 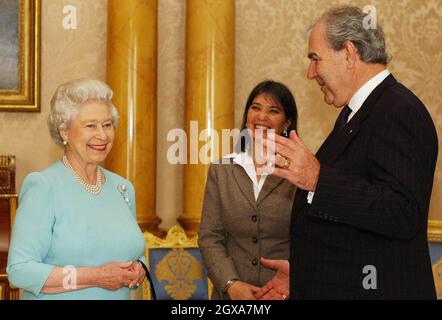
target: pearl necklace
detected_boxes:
[62,155,102,195]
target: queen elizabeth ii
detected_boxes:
[7,79,147,300]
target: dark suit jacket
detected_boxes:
[198,159,296,299]
[290,75,438,299]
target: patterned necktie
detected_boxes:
[334,105,352,130]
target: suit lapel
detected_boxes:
[316,75,397,165]
[232,164,258,210]
[316,127,340,160]
[256,174,284,206]
[317,118,362,164]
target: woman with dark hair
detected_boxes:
[198,80,298,300]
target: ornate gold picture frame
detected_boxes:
[0,0,40,112]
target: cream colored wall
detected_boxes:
[0,0,107,188]
[0,0,440,229]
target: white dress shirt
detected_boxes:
[307,69,390,204]
[347,69,390,121]
[224,151,268,201]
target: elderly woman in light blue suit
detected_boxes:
[7,79,147,300]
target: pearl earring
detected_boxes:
[63,140,68,146]
[283,129,288,137]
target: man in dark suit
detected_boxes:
[256,6,438,299]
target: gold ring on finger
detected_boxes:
[283,158,291,170]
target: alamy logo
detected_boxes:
[63,265,77,290]
[362,5,377,30]
[166,122,276,169]
[362,265,377,290]
[63,5,78,30]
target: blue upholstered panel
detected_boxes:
[429,243,442,265]
[148,247,209,300]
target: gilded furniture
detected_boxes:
[0,156,19,300]
[429,221,442,242]
[434,257,442,299]
[142,225,212,300]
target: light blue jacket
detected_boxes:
[7,161,146,300]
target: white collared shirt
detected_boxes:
[224,152,268,201]
[307,69,390,204]
[347,69,390,121]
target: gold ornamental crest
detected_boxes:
[155,248,204,300]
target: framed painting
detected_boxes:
[0,0,40,112]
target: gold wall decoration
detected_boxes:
[0,0,40,112]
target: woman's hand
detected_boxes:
[227,280,260,300]
[96,261,138,291]
[40,262,140,294]
[127,261,146,289]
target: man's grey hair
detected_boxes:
[47,78,119,146]
[311,6,390,65]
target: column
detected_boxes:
[107,0,161,233]
[179,0,235,236]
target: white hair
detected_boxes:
[47,78,120,146]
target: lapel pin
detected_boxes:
[118,183,127,193]
[118,183,130,207]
